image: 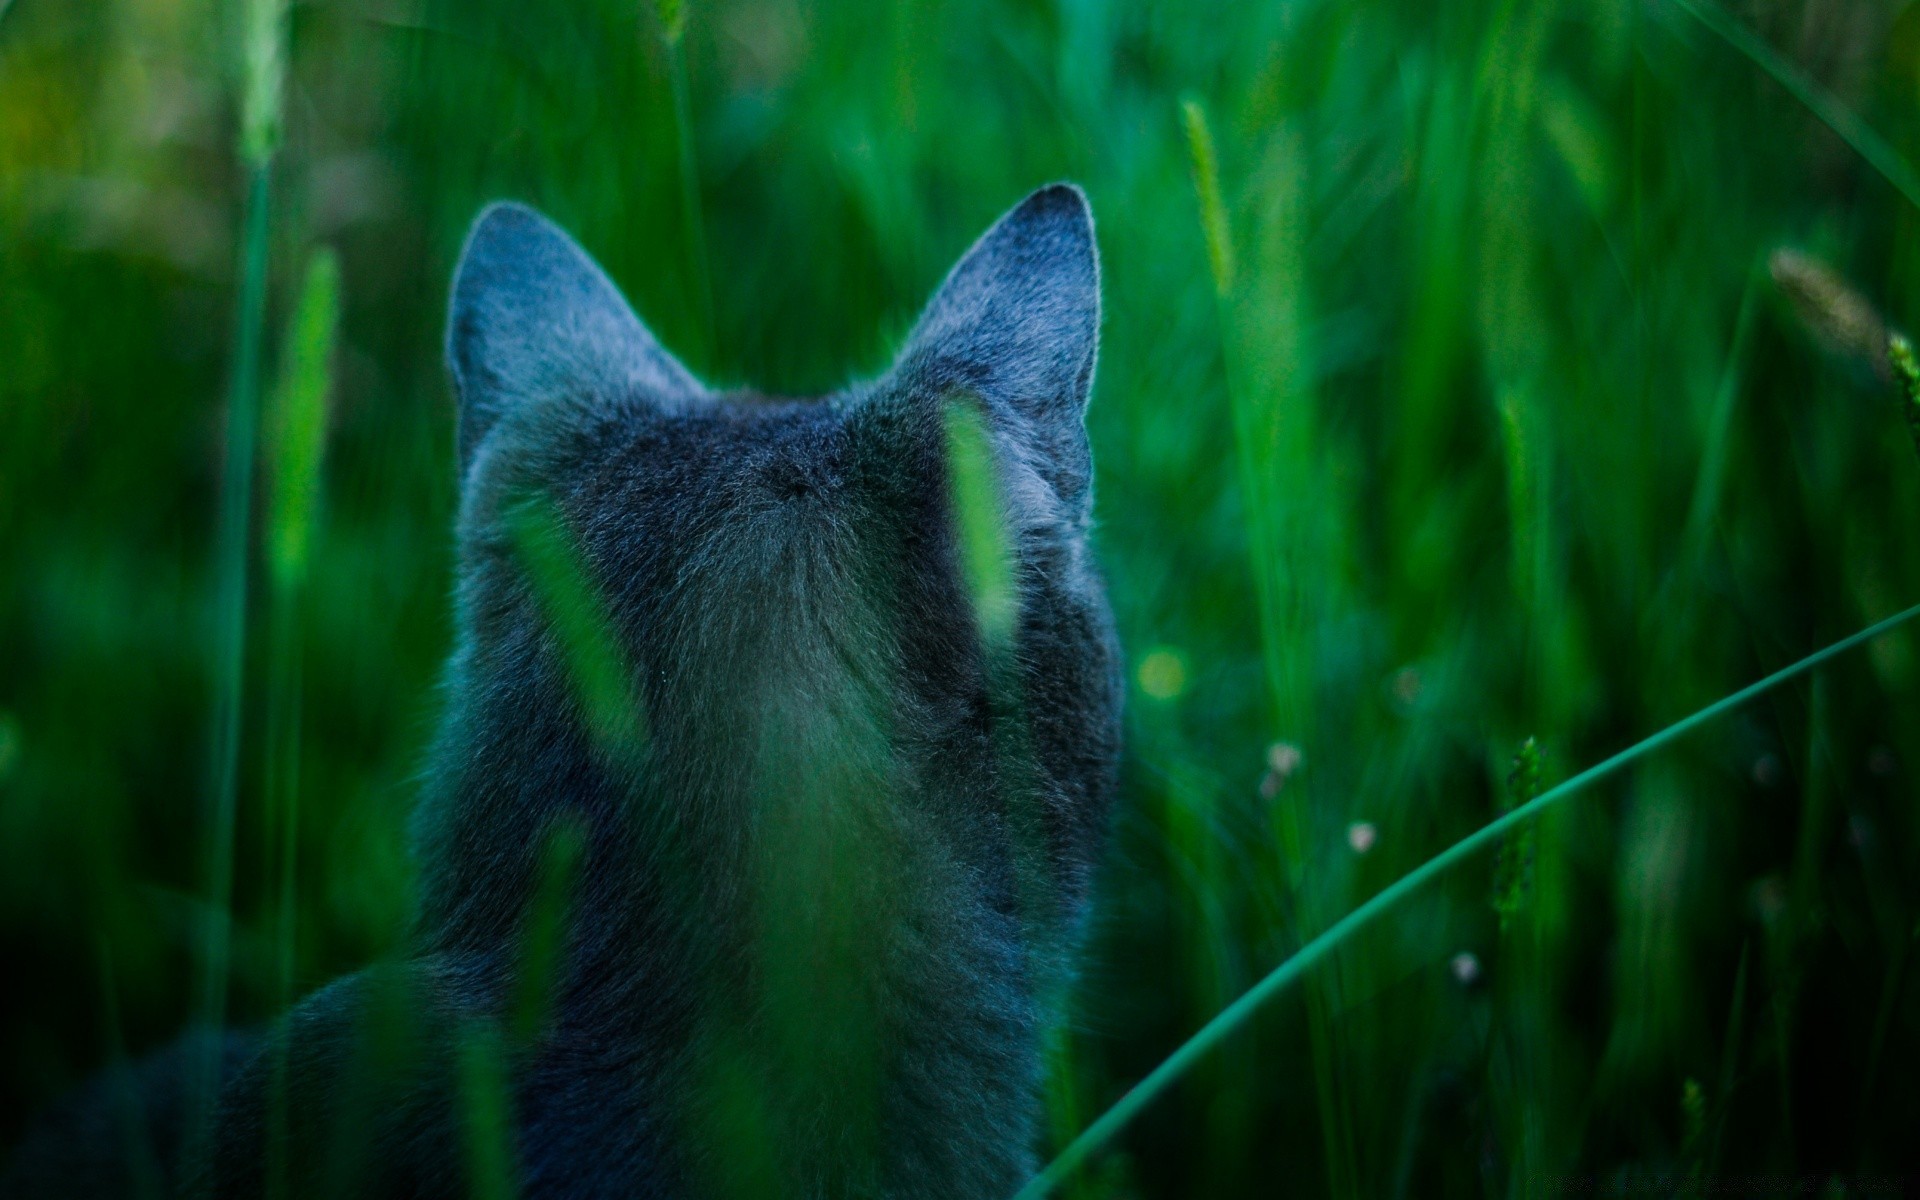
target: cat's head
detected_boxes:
[427,186,1121,966]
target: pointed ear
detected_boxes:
[446,202,699,472]
[892,184,1100,509]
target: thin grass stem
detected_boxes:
[662,16,714,369]
[190,154,273,1177]
[1706,941,1748,1174]
[1681,259,1762,560]
[193,0,286,1168]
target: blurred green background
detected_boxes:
[5,0,1920,1194]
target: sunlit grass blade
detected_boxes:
[1180,97,1232,298]
[1014,599,1920,1199]
[942,391,1063,993]
[942,396,1018,649]
[240,0,287,169]
[265,250,340,591]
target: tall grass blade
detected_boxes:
[1180,98,1233,298]
[193,0,287,1167]
[659,0,714,368]
[1014,600,1920,1198]
[262,247,340,1200]
[265,250,340,591]
[942,396,1018,649]
[1681,263,1762,559]
[1182,90,1357,1200]
[198,179,271,995]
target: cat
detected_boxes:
[5,183,1122,1199]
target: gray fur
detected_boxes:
[447,202,705,470]
[891,183,1101,512]
[3,185,1122,1199]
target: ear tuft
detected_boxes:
[891,184,1101,509]
[447,202,699,473]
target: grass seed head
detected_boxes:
[1769,247,1888,371]
[1887,332,1920,462]
[1492,738,1542,930]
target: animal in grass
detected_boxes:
[3,184,1123,1199]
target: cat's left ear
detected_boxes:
[891,184,1100,510]
[446,202,700,475]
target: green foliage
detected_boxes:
[6,0,1920,1195]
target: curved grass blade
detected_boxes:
[1014,599,1920,1199]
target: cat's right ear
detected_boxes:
[884,184,1101,513]
[446,202,700,474]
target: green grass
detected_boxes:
[5,0,1920,1195]
[1021,600,1920,1198]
